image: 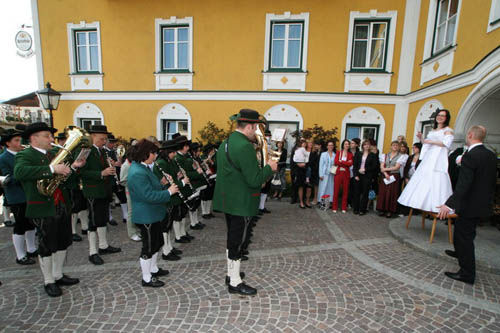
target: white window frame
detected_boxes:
[67,21,103,74]
[269,22,303,70]
[345,124,379,143]
[432,0,459,54]
[156,103,192,140]
[351,20,389,70]
[161,25,190,71]
[488,0,500,33]
[162,119,189,141]
[263,12,309,73]
[422,0,462,61]
[155,17,193,73]
[154,17,193,90]
[345,10,397,73]
[74,30,99,72]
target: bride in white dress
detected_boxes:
[398,109,454,213]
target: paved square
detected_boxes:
[1,200,499,332]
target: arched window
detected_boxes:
[73,103,104,130]
[156,103,192,140]
[341,107,386,151]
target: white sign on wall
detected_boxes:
[15,30,34,58]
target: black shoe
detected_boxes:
[378,211,385,217]
[225,272,246,285]
[359,211,366,216]
[251,217,259,223]
[3,220,14,227]
[262,208,271,214]
[241,255,249,261]
[202,214,212,219]
[290,200,297,205]
[228,282,257,296]
[242,249,249,256]
[299,205,306,209]
[175,237,189,244]
[81,229,88,235]
[353,211,359,215]
[444,271,474,285]
[72,233,83,242]
[258,209,264,215]
[180,235,192,242]
[55,274,80,286]
[98,246,121,255]
[198,222,206,228]
[142,277,165,288]
[190,223,203,230]
[185,233,195,240]
[207,213,215,218]
[16,256,36,265]
[122,219,127,224]
[445,250,458,258]
[44,283,62,297]
[151,268,169,277]
[27,250,38,258]
[108,219,118,226]
[172,247,183,255]
[89,254,104,265]
[162,252,181,261]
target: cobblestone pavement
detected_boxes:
[1,200,500,332]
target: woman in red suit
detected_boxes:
[332,139,353,213]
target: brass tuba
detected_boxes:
[255,122,281,167]
[37,126,92,196]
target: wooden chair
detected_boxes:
[405,208,456,244]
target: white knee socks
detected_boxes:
[71,213,78,234]
[173,221,182,240]
[140,258,152,283]
[259,194,267,210]
[39,255,55,285]
[151,252,159,274]
[189,210,198,227]
[52,250,66,281]
[88,231,98,255]
[78,210,89,231]
[97,227,109,250]
[25,230,36,253]
[162,232,173,255]
[228,259,242,287]
[12,234,26,260]
[120,203,128,221]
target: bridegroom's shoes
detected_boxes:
[444,271,474,285]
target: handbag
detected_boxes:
[271,173,281,186]
[330,165,338,175]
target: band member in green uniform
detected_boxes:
[153,139,186,261]
[14,122,84,297]
[80,125,121,266]
[0,129,37,265]
[213,109,277,296]
[173,134,202,242]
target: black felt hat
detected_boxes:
[107,134,118,142]
[160,139,178,152]
[190,142,201,151]
[55,132,67,141]
[172,133,191,147]
[229,109,266,123]
[0,128,23,145]
[88,125,110,134]
[22,122,57,139]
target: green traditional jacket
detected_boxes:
[174,152,204,189]
[79,145,113,199]
[14,146,74,218]
[213,131,273,217]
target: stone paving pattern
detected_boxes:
[1,200,500,332]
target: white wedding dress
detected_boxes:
[397,127,454,213]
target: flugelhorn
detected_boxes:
[255,123,281,168]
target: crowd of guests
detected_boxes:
[271,135,427,218]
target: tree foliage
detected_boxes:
[292,124,339,149]
[197,121,232,145]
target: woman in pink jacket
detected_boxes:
[332,139,353,213]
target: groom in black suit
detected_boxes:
[438,125,497,285]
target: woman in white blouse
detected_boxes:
[293,140,311,209]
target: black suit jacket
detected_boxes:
[445,145,497,218]
[448,147,465,190]
[353,152,379,179]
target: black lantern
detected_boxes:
[36,82,61,128]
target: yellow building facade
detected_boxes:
[32,0,500,153]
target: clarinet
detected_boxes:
[173,157,194,191]
[188,152,211,186]
[104,150,120,187]
[154,161,193,210]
